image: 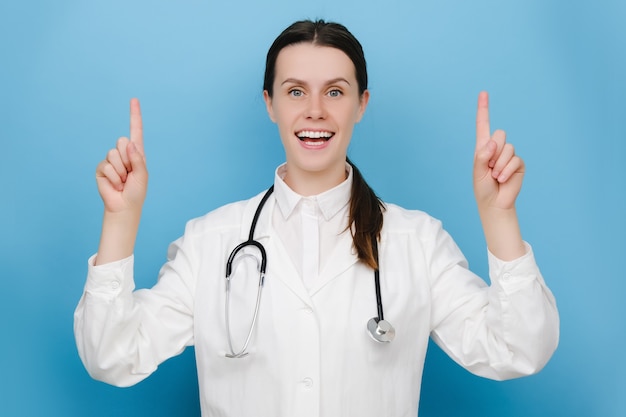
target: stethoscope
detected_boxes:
[224,186,395,358]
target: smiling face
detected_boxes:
[263,43,369,195]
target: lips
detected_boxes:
[295,130,335,146]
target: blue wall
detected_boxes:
[2,0,624,416]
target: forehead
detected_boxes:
[274,43,356,84]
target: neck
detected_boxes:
[283,163,347,196]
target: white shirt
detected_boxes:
[74,164,559,417]
[272,163,352,289]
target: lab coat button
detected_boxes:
[502,272,512,281]
[111,280,120,290]
[302,377,313,388]
[303,307,313,315]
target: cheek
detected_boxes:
[273,103,298,126]
[333,100,363,121]
[339,108,361,128]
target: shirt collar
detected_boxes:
[274,163,353,221]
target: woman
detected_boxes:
[75,19,559,416]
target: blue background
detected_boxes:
[2,0,624,416]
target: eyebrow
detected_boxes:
[280,77,351,87]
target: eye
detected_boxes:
[289,89,304,97]
[327,89,342,98]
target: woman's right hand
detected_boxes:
[96,98,148,214]
[93,99,148,265]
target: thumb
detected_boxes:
[474,140,496,181]
[127,142,148,183]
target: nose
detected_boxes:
[305,94,326,120]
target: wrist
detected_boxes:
[478,206,526,261]
[95,209,142,265]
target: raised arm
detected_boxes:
[473,92,526,260]
[94,98,148,264]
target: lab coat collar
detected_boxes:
[309,228,359,296]
[273,163,353,222]
[266,226,360,304]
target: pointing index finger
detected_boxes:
[129,98,144,153]
[476,91,490,150]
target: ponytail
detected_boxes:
[346,158,385,270]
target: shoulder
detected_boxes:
[381,202,465,265]
[382,203,444,236]
[183,190,269,237]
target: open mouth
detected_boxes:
[296,130,335,146]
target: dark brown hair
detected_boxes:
[264,19,385,270]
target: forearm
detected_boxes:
[75,244,195,387]
[74,260,149,387]
[478,206,526,261]
[431,241,559,381]
[95,209,142,265]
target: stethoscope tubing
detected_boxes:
[372,239,385,322]
[224,186,274,358]
[224,185,394,358]
[225,253,265,358]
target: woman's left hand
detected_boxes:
[473,91,525,211]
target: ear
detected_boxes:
[263,90,276,123]
[355,89,370,123]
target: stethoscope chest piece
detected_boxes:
[367,317,395,343]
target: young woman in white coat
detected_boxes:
[75,19,559,417]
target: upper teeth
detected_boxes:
[297,130,333,139]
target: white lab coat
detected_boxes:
[74,189,559,417]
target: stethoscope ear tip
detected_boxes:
[367,317,395,343]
